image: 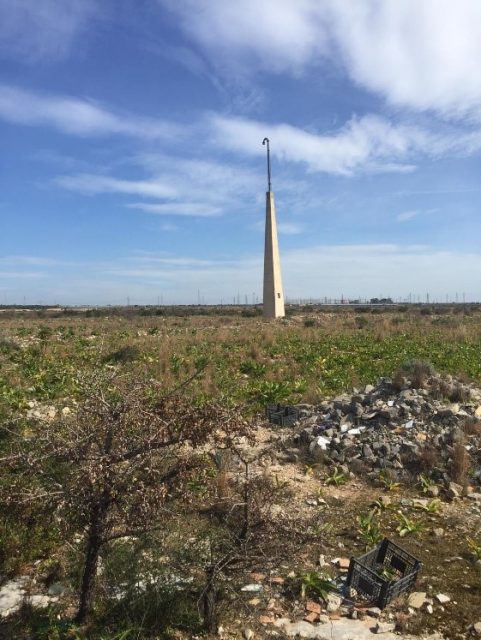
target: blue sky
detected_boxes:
[2,0,481,304]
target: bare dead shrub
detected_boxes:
[1,371,247,624]
[449,383,471,403]
[462,417,481,436]
[394,611,410,633]
[418,445,440,472]
[429,378,452,400]
[399,359,434,389]
[451,437,471,485]
[391,369,405,392]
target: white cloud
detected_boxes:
[396,210,420,223]
[0,0,98,62]
[211,113,481,175]
[5,244,481,304]
[160,0,329,76]
[0,84,181,139]
[330,0,481,119]
[54,174,176,199]
[0,255,59,266]
[56,155,262,217]
[211,113,426,175]
[127,202,221,217]
[278,223,304,235]
[159,223,179,232]
[0,271,45,279]
[163,0,481,119]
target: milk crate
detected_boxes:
[346,538,421,609]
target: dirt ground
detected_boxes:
[215,421,481,640]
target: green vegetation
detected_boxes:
[2,306,481,416]
[2,305,481,638]
[300,571,336,601]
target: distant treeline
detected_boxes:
[1,302,481,320]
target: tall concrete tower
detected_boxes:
[262,138,285,319]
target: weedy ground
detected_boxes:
[1,305,481,639]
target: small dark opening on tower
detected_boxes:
[277,293,281,298]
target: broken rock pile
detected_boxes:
[293,372,481,487]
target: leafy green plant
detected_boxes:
[325,467,347,487]
[358,512,382,547]
[252,380,292,404]
[418,473,438,494]
[396,514,424,537]
[380,565,398,582]
[414,498,442,514]
[239,360,266,377]
[300,571,336,601]
[371,497,393,513]
[379,471,400,492]
[468,538,481,560]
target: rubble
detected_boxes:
[292,373,481,487]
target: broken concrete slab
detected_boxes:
[273,617,444,639]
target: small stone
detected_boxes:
[318,554,328,567]
[241,584,263,592]
[326,593,343,612]
[250,572,266,581]
[447,482,463,500]
[435,593,450,604]
[271,576,284,585]
[336,558,351,571]
[408,592,427,609]
[432,528,445,538]
[426,604,434,614]
[248,598,261,606]
[304,611,319,623]
[242,629,254,640]
[367,607,382,618]
[374,622,396,634]
[47,582,65,596]
[306,601,322,614]
[473,621,481,635]
[259,615,274,625]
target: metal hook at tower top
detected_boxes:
[262,137,272,192]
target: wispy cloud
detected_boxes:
[211,113,424,175]
[396,210,420,223]
[278,222,304,235]
[0,271,45,279]
[54,174,176,199]
[0,0,98,62]
[163,0,481,120]
[127,202,221,217]
[4,243,481,304]
[0,255,60,266]
[0,84,182,139]
[396,208,438,223]
[211,113,481,175]
[56,155,262,217]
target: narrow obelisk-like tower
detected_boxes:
[262,138,285,319]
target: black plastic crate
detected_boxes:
[266,403,300,427]
[346,538,421,609]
